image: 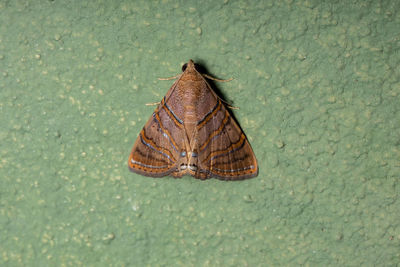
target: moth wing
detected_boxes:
[128,101,185,177]
[196,100,258,180]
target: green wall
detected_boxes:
[0,0,399,265]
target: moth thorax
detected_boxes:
[183,105,197,122]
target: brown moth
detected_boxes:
[128,60,258,180]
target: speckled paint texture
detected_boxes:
[0,0,399,266]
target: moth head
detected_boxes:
[182,60,202,73]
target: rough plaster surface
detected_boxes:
[0,1,399,266]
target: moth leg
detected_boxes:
[203,74,233,82]
[218,98,239,110]
[145,102,161,106]
[158,75,180,80]
[225,104,239,110]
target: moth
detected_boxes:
[128,60,258,180]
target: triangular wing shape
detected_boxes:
[196,98,258,180]
[128,84,186,177]
[129,59,258,180]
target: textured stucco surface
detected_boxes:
[0,0,399,266]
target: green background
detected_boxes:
[1,0,399,266]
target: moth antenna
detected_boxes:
[203,74,233,82]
